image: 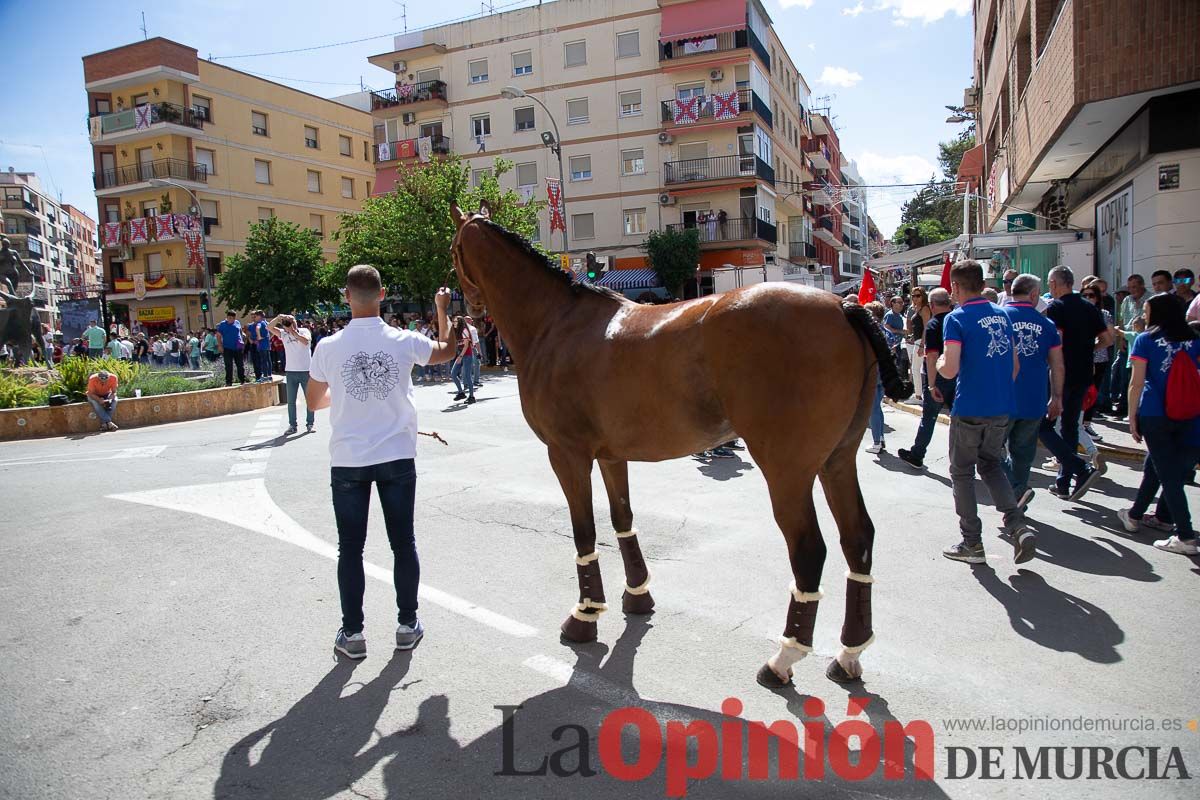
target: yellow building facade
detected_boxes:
[83,38,374,332]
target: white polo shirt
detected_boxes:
[309,317,434,468]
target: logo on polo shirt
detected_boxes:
[342,351,401,401]
[979,315,1011,358]
[1011,320,1044,358]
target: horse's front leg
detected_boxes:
[548,447,606,643]
[598,459,654,614]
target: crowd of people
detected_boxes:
[863,263,1199,561]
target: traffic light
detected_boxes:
[586,252,598,281]
[199,291,210,312]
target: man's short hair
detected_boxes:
[345,264,383,304]
[1151,269,1172,283]
[1011,273,1041,299]
[863,301,885,320]
[1003,269,1019,281]
[252,309,265,317]
[929,288,951,308]
[889,296,903,305]
[225,310,236,318]
[1048,265,1074,288]
[982,287,999,303]
[949,260,985,293]
[97,370,110,380]
[1127,273,1145,285]
[1174,268,1195,282]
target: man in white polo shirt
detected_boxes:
[267,313,315,435]
[307,265,454,659]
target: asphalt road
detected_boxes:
[1,372,1197,800]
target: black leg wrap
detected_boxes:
[840,579,873,648]
[617,537,649,587]
[783,598,820,646]
[576,559,606,606]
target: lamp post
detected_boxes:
[500,85,568,254]
[149,177,211,328]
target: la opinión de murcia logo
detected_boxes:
[495,699,1194,796]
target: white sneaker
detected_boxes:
[1116,508,1139,533]
[1042,458,1059,471]
[1154,536,1199,555]
[866,442,884,454]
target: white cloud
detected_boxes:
[808,42,817,50]
[842,2,866,16]
[856,151,938,186]
[776,0,815,8]
[816,66,864,88]
[873,0,971,24]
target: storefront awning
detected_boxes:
[595,268,661,290]
[659,0,747,42]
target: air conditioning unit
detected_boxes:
[657,132,673,145]
[402,112,416,125]
[709,68,724,82]
[658,193,675,206]
[393,60,407,73]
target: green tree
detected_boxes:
[215,217,330,313]
[331,156,542,311]
[643,227,700,298]
[938,134,976,182]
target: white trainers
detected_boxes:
[1116,508,1140,533]
[1154,536,1199,556]
[866,441,884,454]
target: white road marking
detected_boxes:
[228,462,268,476]
[228,411,286,477]
[523,654,690,722]
[0,445,167,468]
[106,478,538,639]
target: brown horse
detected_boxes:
[450,205,911,687]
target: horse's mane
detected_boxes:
[477,218,628,303]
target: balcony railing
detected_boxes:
[755,217,777,244]
[667,216,774,244]
[818,217,835,233]
[660,88,773,129]
[371,80,448,111]
[848,214,862,228]
[94,158,208,190]
[109,269,204,293]
[3,197,37,213]
[89,102,203,138]
[4,219,42,237]
[663,154,774,186]
[788,241,818,259]
[659,27,771,72]
[375,135,452,163]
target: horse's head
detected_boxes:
[450,202,493,319]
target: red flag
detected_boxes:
[940,252,953,291]
[858,270,877,305]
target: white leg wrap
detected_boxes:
[789,581,824,603]
[624,576,651,595]
[846,570,875,584]
[571,598,609,621]
[575,551,600,566]
[766,636,812,680]
[835,633,875,679]
[615,528,639,539]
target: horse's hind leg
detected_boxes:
[755,466,826,688]
[548,447,607,643]
[598,459,654,614]
[818,442,876,683]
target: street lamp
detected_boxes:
[149,177,211,328]
[500,85,568,253]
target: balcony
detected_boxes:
[658,27,770,72]
[88,102,203,142]
[805,139,831,169]
[109,269,205,294]
[3,196,37,214]
[94,158,208,191]
[787,240,818,260]
[661,88,772,130]
[666,216,777,245]
[814,217,845,250]
[663,154,774,186]
[375,135,452,163]
[370,80,448,112]
[4,218,42,237]
[848,214,862,229]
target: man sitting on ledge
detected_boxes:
[87,369,120,432]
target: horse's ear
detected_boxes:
[478,198,494,219]
[450,204,466,228]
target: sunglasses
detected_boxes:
[1175,277,1193,285]
[1082,292,1099,299]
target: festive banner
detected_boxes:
[127,217,149,245]
[154,214,176,241]
[397,82,414,99]
[133,273,147,301]
[546,179,565,233]
[134,104,152,130]
[102,222,123,249]
[417,136,433,163]
[857,270,877,305]
[712,90,740,121]
[377,142,391,162]
[184,232,205,268]
[395,138,417,159]
[940,253,953,291]
[672,96,701,126]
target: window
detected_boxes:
[618,90,642,117]
[199,199,218,227]
[304,125,319,149]
[341,177,354,199]
[676,82,705,101]
[623,208,647,235]
[621,148,645,175]
[564,40,587,67]
[339,135,352,156]
[207,254,222,275]
[512,50,533,75]
[141,200,158,217]
[104,203,119,223]
[616,30,640,59]
[310,214,324,237]
[251,111,268,136]
[146,252,163,274]
[567,98,589,124]
[471,168,492,188]
[258,207,274,221]
[516,162,538,187]
[678,142,708,161]
[254,159,271,184]
[468,58,489,84]
[307,170,322,193]
[195,148,215,176]
[569,155,592,181]
[471,114,491,138]
[572,213,595,240]
[132,93,150,107]
[514,106,535,131]
[95,98,112,115]
[416,67,442,83]
[191,95,211,121]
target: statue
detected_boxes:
[0,236,48,365]
[0,235,34,302]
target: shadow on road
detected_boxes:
[1027,520,1160,582]
[694,453,756,481]
[214,618,950,799]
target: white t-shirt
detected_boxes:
[309,317,435,468]
[280,325,313,372]
[468,324,481,349]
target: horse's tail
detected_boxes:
[841,300,913,401]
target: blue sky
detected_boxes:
[0,0,972,235]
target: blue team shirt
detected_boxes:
[1004,302,1061,420]
[251,320,271,351]
[942,298,1015,418]
[1130,332,1200,418]
[217,319,243,350]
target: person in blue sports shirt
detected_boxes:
[1002,273,1064,512]
[936,260,1037,566]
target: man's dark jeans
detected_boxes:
[1038,383,1088,491]
[331,458,419,635]
[1131,417,1199,537]
[909,375,956,460]
[223,348,246,386]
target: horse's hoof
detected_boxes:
[560,616,598,643]
[826,658,862,684]
[756,663,792,689]
[622,590,655,615]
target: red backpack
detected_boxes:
[1165,344,1200,421]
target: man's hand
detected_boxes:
[930,386,944,403]
[1129,414,1141,444]
[435,287,451,311]
[1046,396,1062,421]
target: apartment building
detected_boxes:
[968,0,1200,285]
[82,38,374,333]
[1,170,86,325]
[367,0,842,295]
[61,204,102,292]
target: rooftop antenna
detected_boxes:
[481,1,494,16]
[140,11,148,40]
[392,1,407,31]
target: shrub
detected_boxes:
[0,372,48,409]
[47,356,140,401]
